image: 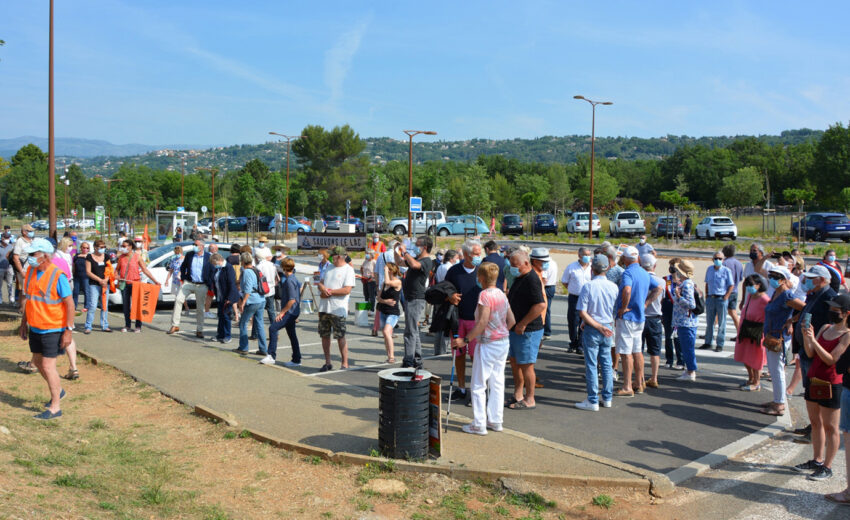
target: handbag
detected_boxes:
[809,377,833,400]
[738,319,763,342]
[763,333,783,353]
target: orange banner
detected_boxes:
[130,282,160,323]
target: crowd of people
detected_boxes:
[7,224,850,502]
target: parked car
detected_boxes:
[500,214,524,235]
[436,215,489,236]
[608,211,646,238]
[198,217,213,227]
[566,212,600,236]
[791,212,850,242]
[292,215,311,226]
[324,215,343,230]
[533,213,559,234]
[269,217,310,234]
[346,217,365,233]
[365,215,387,233]
[216,217,247,232]
[388,211,446,236]
[652,216,684,238]
[695,216,738,240]
[31,220,49,230]
[72,218,95,229]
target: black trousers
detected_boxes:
[567,293,582,348]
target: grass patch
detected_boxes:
[440,493,468,519]
[201,504,233,520]
[88,418,108,430]
[506,491,556,512]
[98,501,117,511]
[592,493,614,509]
[238,429,252,438]
[139,483,171,505]
[54,473,96,489]
[356,460,396,484]
[223,431,237,439]
[305,455,323,465]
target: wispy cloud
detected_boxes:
[323,17,371,111]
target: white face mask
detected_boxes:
[318,255,324,261]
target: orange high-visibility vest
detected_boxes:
[25,263,67,329]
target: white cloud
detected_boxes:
[323,17,371,111]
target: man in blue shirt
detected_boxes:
[635,235,655,257]
[575,254,619,411]
[701,250,735,352]
[614,246,657,397]
[722,244,744,332]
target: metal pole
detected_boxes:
[408,134,413,238]
[48,0,56,237]
[285,139,291,240]
[588,104,595,241]
[181,156,185,207]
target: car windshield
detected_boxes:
[619,213,640,220]
[148,241,194,263]
[825,215,850,224]
[713,218,734,225]
[659,217,679,223]
[537,214,554,221]
[503,215,521,224]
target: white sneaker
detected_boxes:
[677,372,696,381]
[259,355,276,365]
[486,422,503,432]
[462,423,487,435]
[575,399,599,412]
[283,361,301,367]
[204,312,216,319]
[601,400,612,408]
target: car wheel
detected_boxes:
[393,225,406,236]
[815,230,824,242]
[427,226,435,235]
[297,228,305,234]
[593,231,599,238]
[438,228,450,237]
[732,235,737,241]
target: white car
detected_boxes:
[608,211,646,238]
[388,211,446,236]
[695,216,738,240]
[566,212,601,237]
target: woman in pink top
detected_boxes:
[734,274,769,391]
[452,262,515,435]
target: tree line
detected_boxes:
[2,123,849,221]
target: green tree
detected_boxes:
[11,143,46,167]
[783,188,815,213]
[515,173,550,210]
[574,157,619,209]
[291,124,365,191]
[545,164,572,213]
[717,167,764,208]
[659,191,689,207]
[232,171,260,216]
[490,174,517,214]
[812,122,850,206]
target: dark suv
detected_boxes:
[501,214,524,235]
[533,213,558,234]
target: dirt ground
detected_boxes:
[0,313,667,520]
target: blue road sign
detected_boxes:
[409,197,422,212]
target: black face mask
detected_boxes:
[669,267,676,274]
[829,311,846,324]
[749,251,759,260]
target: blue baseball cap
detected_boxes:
[24,238,55,255]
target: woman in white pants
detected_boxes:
[761,266,805,416]
[452,262,515,435]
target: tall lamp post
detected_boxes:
[403,130,437,238]
[47,0,57,237]
[268,131,305,240]
[196,167,219,235]
[573,95,613,240]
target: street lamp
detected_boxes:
[268,131,305,240]
[403,130,437,238]
[47,0,57,237]
[573,95,613,240]
[196,167,219,235]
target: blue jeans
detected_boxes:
[582,325,614,404]
[239,302,267,353]
[84,283,109,331]
[678,326,697,372]
[216,300,232,341]
[704,296,729,349]
[251,296,275,337]
[544,286,556,336]
[73,277,90,310]
[268,313,299,362]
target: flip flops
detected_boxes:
[507,400,535,410]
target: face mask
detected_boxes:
[409,245,420,257]
[582,255,592,264]
[135,242,142,248]
[318,255,324,261]
[829,311,845,324]
[26,231,34,238]
[749,251,759,261]
[542,261,550,271]
[802,278,814,292]
[713,259,722,268]
[471,256,482,267]
[827,255,836,263]
[98,248,106,254]
[71,237,77,243]
[640,239,646,245]
[769,278,781,289]
[259,242,267,248]
[26,255,40,268]
[746,285,758,295]
[373,238,379,243]
[120,247,129,254]
[509,266,521,277]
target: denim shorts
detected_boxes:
[380,313,399,328]
[840,388,850,433]
[508,329,544,365]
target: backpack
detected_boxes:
[251,267,270,296]
[691,285,705,316]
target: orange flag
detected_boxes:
[130,282,160,323]
[142,224,151,250]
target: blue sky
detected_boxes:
[2,1,848,146]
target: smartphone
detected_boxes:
[802,312,812,329]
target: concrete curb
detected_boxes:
[665,407,793,485]
[76,348,99,365]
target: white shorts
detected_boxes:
[615,319,644,355]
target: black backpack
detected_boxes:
[691,285,705,316]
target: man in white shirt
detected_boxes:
[542,256,559,339]
[255,247,279,326]
[317,245,356,372]
[435,250,457,284]
[560,247,592,352]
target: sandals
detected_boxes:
[63,369,80,380]
[825,491,850,506]
[505,395,520,407]
[507,400,535,410]
[17,361,38,374]
[760,404,785,416]
[386,358,396,364]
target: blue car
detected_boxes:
[269,217,310,234]
[436,215,489,236]
[791,212,850,242]
[533,213,559,234]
